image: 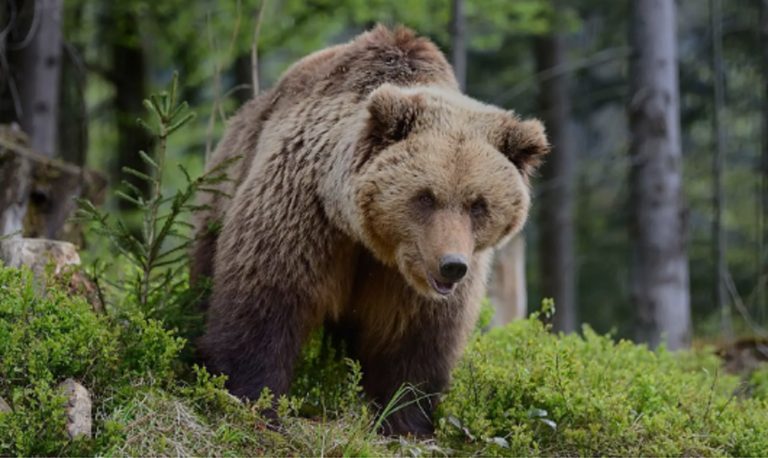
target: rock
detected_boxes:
[59,378,92,439]
[0,396,11,413]
[0,238,104,311]
[0,237,81,276]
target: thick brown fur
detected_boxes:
[192,25,549,436]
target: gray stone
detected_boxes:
[0,396,11,413]
[59,378,92,439]
[0,238,80,273]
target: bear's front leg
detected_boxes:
[200,286,316,400]
[354,298,474,437]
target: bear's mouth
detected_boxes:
[427,272,457,296]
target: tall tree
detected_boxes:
[628,0,691,349]
[105,5,152,207]
[760,0,768,323]
[535,21,577,333]
[16,0,63,158]
[450,0,466,91]
[710,0,731,338]
[58,1,87,167]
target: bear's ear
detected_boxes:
[495,116,550,177]
[365,84,425,148]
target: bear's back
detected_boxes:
[205,25,457,187]
[191,26,458,286]
[272,25,458,107]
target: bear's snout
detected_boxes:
[439,254,468,282]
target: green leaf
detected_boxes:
[138,150,159,169]
[165,112,196,135]
[115,191,144,207]
[122,167,155,184]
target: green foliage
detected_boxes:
[291,330,365,416]
[2,267,767,456]
[77,73,236,335]
[438,314,768,457]
[475,297,496,331]
[0,267,113,456]
[0,266,185,456]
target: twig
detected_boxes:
[251,0,268,96]
[700,367,719,427]
[205,11,222,161]
[204,1,244,161]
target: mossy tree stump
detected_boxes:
[0,124,106,240]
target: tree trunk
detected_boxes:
[450,0,467,91]
[759,0,768,324]
[628,0,691,350]
[710,0,731,338]
[535,30,577,333]
[489,235,528,326]
[16,0,63,158]
[58,2,87,167]
[0,2,17,123]
[108,8,152,207]
[58,49,87,166]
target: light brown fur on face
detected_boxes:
[191,25,549,437]
[351,84,539,297]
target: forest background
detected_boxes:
[4,0,765,346]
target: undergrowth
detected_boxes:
[2,263,768,456]
[438,315,768,457]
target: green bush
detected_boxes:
[438,315,768,457]
[290,330,365,415]
[0,267,115,455]
[0,266,184,456]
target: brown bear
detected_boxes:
[192,25,549,436]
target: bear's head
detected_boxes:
[354,84,549,299]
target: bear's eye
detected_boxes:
[415,191,436,209]
[470,198,488,218]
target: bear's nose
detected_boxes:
[439,254,468,282]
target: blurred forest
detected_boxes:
[1,0,767,349]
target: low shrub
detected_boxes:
[0,266,184,456]
[438,315,768,457]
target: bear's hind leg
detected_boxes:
[200,286,317,401]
